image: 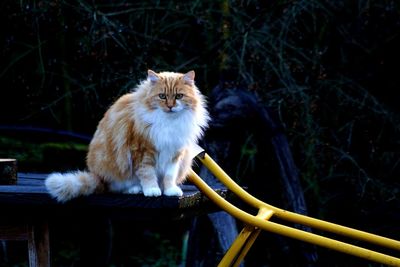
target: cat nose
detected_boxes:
[166,101,174,110]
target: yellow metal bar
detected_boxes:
[218,225,257,267]
[219,208,274,267]
[196,153,271,210]
[188,170,400,266]
[198,153,400,252]
[232,229,260,267]
[231,208,273,267]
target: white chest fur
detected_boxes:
[145,109,198,150]
[143,109,199,174]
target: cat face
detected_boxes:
[145,70,198,113]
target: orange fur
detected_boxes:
[45,70,209,202]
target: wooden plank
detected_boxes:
[0,173,228,221]
[0,185,227,210]
[0,159,17,185]
[0,185,47,194]
[18,173,47,180]
[0,223,29,240]
[28,221,50,267]
[17,179,46,186]
[0,172,228,267]
[17,173,46,186]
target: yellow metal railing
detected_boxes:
[188,152,400,267]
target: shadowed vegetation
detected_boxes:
[0,0,399,266]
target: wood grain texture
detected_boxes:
[0,173,228,220]
[0,223,29,240]
[0,159,17,185]
[28,222,50,267]
[0,173,228,267]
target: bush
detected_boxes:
[1,1,399,266]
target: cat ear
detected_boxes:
[183,70,195,85]
[148,69,160,83]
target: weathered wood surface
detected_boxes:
[0,223,29,240]
[0,173,229,220]
[28,221,50,267]
[0,173,230,267]
[0,222,51,267]
[0,159,17,185]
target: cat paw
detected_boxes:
[127,185,142,194]
[163,186,183,197]
[143,187,162,197]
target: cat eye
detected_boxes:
[175,93,183,99]
[158,93,167,99]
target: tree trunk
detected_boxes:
[186,85,318,266]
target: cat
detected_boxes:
[45,70,210,202]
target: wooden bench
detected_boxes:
[0,173,229,267]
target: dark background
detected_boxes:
[0,1,399,266]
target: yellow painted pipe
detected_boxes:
[219,208,274,267]
[230,208,274,267]
[188,168,400,266]
[198,153,400,252]
[231,229,260,267]
[218,225,258,267]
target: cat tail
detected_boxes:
[45,171,101,203]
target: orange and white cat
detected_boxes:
[45,70,209,202]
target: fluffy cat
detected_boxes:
[45,70,209,202]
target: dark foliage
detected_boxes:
[0,0,399,266]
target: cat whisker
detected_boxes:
[45,70,210,202]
